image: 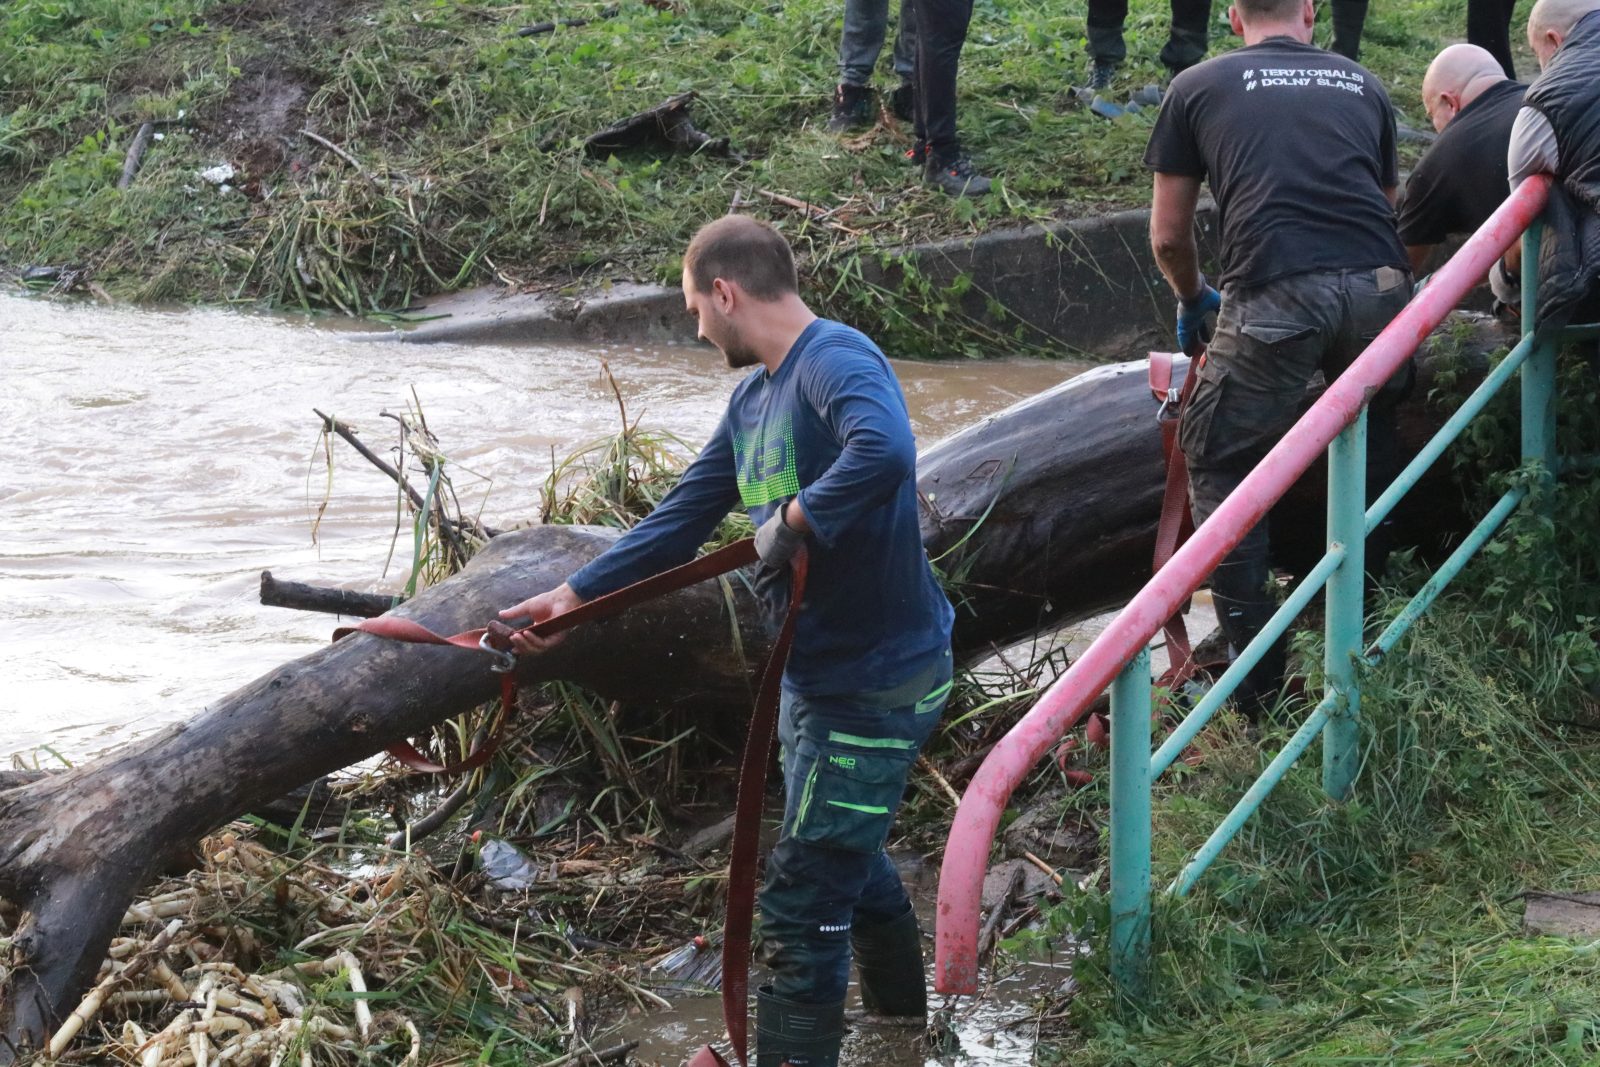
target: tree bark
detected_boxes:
[0,333,1494,1057]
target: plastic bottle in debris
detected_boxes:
[649,935,722,990]
[471,830,541,891]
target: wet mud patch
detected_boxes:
[611,853,1078,1066]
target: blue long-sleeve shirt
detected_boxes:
[566,319,954,695]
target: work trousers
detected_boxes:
[1327,0,1368,61]
[906,0,972,161]
[1086,0,1211,71]
[1468,0,1518,78]
[840,0,916,88]
[758,649,952,1005]
[1180,268,1412,711]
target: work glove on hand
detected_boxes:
[1176,281,1222,355]
[754,505,806,568]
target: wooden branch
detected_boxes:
[977,863,1025,964]
[259,571,396,618]
[754,189,862,236]
[299,128,376,183]
[312,409,497,541]
[117,123,156,191]
[517,5,619,35]
[385,774,478,850]
[534,1038,639,1067]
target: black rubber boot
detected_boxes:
[756,986,846,1067]
[851,907,927,1017]
[1210,559,1287,720]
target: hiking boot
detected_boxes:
[888,81,915,122]
[852,907,927,1018]
[924,153,991,197]
[755,986,845,1067]
[826,83,873,133]
[1089,61,1118,91]
[903,143,926,167]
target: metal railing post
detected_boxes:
[1519,222,1557,486]
[1108,646,1152,998]
[1322,412,1367,800]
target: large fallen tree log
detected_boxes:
[0,330,1498,1057]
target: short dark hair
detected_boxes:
[683,215,798,301]
[1233,0,1302,18]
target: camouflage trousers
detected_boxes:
[1180,266,1412,710]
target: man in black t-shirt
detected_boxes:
[1400,45,1525,275]
[1144,0,1411,713]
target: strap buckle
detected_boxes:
[1155,386,1182,424]
[478,632,518,673]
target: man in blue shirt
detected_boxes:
[501,215,954,1067]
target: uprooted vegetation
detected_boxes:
[3,0,1469,351]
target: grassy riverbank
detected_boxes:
[4,0,1484,351]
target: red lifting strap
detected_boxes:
[1149,349,1204,687]
[333,538,760,773]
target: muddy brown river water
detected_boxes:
[0,294,1080,761]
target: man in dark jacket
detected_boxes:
[1507,0,1600,331]
[1401,44,1525,275]
[501,216,954,1067]
[1144,0,1411,712]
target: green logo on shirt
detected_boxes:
[733,415,800,508]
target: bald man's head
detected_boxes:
[1422,44,1509,131]
[1528,0,1600,68]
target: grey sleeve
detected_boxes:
[1508,106,1561,188]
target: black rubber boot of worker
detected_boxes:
[1329,0,1368,60]
[1209,561,1288,720]
[756,986,846,1067]
[851,907,927,1018]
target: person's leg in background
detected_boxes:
[1328,0,1368,61]
[1085,0,1129,89]
[1160,0,1213,74]
[1467,0,1518,78]
[912,0,990,196]
[887,0,918,121]
[830,0,891,132]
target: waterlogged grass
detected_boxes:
[1022,352,1600,1064]
[2,0,1499,351]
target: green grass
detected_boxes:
[0,0,1519,352]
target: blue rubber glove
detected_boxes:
[1176,281,1222,355]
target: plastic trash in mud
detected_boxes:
[647,934,724,992]
[472,830,541,890]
